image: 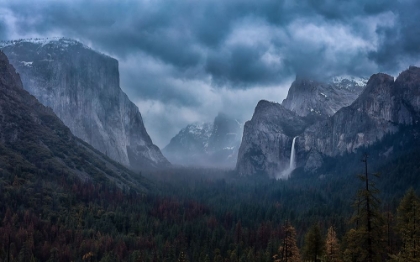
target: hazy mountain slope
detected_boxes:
[207,113,242,166]
[0,38,169,171]
[163,123,213,166]
[163,113,242,168]
[0,50,150,190]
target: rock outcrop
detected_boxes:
[1,38,169,170]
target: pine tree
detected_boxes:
[274,223,301,262]
[391,188,420,261]
[343,155,384,262]
[213,249,223,262]
[324,226,342,262]
[303,223,324,262]
[178,251,189,262]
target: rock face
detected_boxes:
[237,68,420,177]
[1,38,169,170]
[303,68,420,157]
[0,50,148,189]
[282,76,366,120]
[236,100,310,177]
[163,113,242,168]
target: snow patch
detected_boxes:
[331,75,368,87]
[187,122,213,136]
[21,61,33,67]
[0,37,92,52]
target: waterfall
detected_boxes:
[289,136,297,170]
[277,136,298,179]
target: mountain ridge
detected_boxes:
[236,67,420,177]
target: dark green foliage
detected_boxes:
[343,156,385,262]
[391,188,420,261]
[303,223,324,262]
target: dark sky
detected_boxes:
[1,0,419,147]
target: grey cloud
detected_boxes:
[122,70,202,108]
[0,22,6,40]
[206,44,287,87]
[3,0,420,147]
[4,0,420,87]
[368,1,420,73]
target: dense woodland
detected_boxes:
[1,140,420,262]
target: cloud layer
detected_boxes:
[1,0,419,146]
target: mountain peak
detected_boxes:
[163,113,242,168]
[282,75,366,118]
[366,72,394,86]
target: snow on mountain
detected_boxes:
[331,75,368,87]
[163,113,242,168]
[282,76,367,120]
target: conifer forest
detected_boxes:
[1,151,420,261]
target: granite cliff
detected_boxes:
[0,50,149,189]
[237,69,420,177]
[1,38,169,171]
[236,101,309,177]
[303,67,420,158]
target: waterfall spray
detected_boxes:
[289,136,297,170]
[278,136,298,179]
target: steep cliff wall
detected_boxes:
[1,38,169,170]
[237,67,420,177]
[236,100,309,177]
[0,50,150,189]
[303,68,420,158]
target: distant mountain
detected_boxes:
[282,76,366,121]
[163,113,242,168]
[237,68,420,177]
[163,122,212,166]
[302,67,420,166]
[0,50,150,190]
[0,38,169,171]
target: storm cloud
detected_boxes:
[1,0,419,146]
